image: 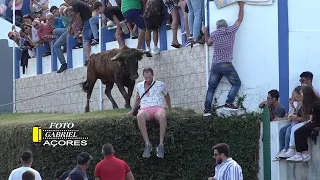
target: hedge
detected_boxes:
[0,109,261,180]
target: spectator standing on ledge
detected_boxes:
[95,143,135,180]
[142,0,164,56]
[203,2,245,116]
[22,170,35,180]
[8,150,42,180]
[208,143,243,180]
[121,0,147,49]
[128,68,172,159]
[259,89,286,121]
[69,0,93,65]
[8,0,24,26]
[66,152,93,180]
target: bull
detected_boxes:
[80,46,149,112]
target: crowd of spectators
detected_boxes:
[6,0,206,74]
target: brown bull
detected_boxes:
[81,46,148,112]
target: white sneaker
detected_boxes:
[279,148,295,158]
[286,154,303,163]
[119,21,129,34]
[302,154,311,162]
[107,21,116,27]
[275,149,286,159]
[153,47,160,55]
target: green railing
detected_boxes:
[261,105,271,180]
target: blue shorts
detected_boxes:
[123,9,146,30]
[82,20,93,42]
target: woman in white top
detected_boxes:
[29,0,49,15]
[21,23,40,57]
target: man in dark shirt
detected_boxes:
[70,0,93,65]
[66,152,93,180]
[259,89,286,121]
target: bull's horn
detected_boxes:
[111,53,121,61]
[138,49,149,54]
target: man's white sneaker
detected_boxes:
[286,154,303,163]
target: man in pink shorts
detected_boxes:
[128,68,172,158]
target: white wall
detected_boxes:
[288,0,320,95]
[208,2,279,112]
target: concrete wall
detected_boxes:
[270,120,320,180]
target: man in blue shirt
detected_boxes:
[66,152,93,180]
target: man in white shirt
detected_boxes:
[128,68,172,159]
[208,143,243,180]
[8,150,42,180]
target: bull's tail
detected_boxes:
[80,80,89,93]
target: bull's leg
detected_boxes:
[105,83,119,109]
[84,76,97,113]
[115,82,131,109]
[126,80,135,109]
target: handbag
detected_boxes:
[132,81,156,116]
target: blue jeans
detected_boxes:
[204,63,241,110]
[186,0,204,38]
[82,20,93,42]
[89,16,99,40]
[279,123,293,151]
[53,28,68,64]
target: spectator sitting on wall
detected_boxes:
[8,0,24,27]
[121,0,147,49]
[142,0,164,56]
[69,0,93,65]
[299,71,320,97]
[23,14,35,25]
[21,23,40,57]
[93,1,129,48]
[202,2,245,116]
[65,7,84,49]
[128,68,172,159]
[89,0,102,46]
[66,152,93,180]
[29,0,49,16]
[32,19,53,55]
[50,6,60,17]
[59,6,72,28]
[274,86,302,160]
[259,89,286,121]
[8,150,42,180]
[95,143,135,180]
[47,13,65,29]
[286,85,320,163]
[22,170,35,180]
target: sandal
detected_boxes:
[171,43,182,48]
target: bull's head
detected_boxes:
[111,48,149,80]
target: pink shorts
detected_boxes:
[140,106,164,120]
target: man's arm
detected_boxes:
[164,93,172,112]
[273,107,286,121]
[259,101,267,109]
[204,27,213,46]
[235,2,244,26]
[125,171,135,180]
[128,93,141,115]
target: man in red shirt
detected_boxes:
[95,143,135,180]
[32,19,54,43]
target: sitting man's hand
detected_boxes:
[127,111,133,116]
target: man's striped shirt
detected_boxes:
[214,158,243,180]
